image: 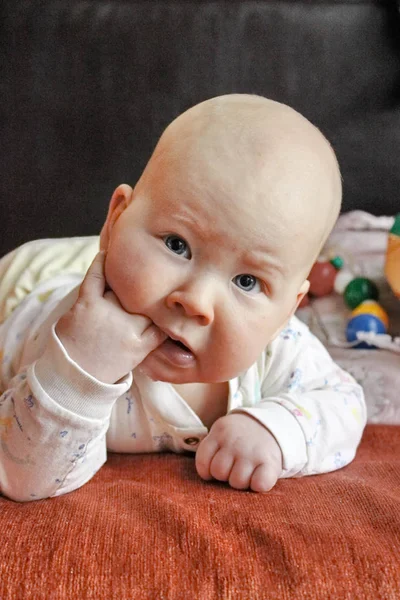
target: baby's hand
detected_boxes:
[195,413,282,492]
[55,251,167,384]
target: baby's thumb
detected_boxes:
[140,324,167,356]
[79,251,106,299]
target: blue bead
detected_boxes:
[346,314,386,349]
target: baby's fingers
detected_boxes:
[195,436,220,481]
[228,459,255,490]
[79,251,106,299]
[140,323,168,356]
[249,463,279,493]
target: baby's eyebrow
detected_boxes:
[243,252,286,278]
[170,211,210,241]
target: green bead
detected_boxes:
[330,256,344,270]
[390,213,400,236]
[344,278,379,310]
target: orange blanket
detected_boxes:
[1,425,399,599]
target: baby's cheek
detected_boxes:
[212,329,257,377]
[234,322,267,357]
[105,254,136,310]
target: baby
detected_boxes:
[0,94,366,501]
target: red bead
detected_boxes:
[308,261,337,297]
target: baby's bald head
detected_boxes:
[135,94,342,277]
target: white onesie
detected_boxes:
[0,238,366,501]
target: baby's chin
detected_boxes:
[136,366,197,384]
[135,359,190,383]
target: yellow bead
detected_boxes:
[351,300,389,329]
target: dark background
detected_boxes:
[1,0,400,257]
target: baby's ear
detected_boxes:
[292,279,310,313]
[269,280,310,341]
[100,184,133,249]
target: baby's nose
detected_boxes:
[166,285,215,325]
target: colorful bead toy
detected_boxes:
[343,277,379,310]
[333,269,353,294]
[304,222,400,348]
[346,314,386,349]
[351,300,389,329]
[308,261,338,297]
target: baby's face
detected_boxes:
[101,152,311,384]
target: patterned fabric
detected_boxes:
[0,238,365,501]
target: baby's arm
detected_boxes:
[0,251,165,502]
[196,317,366,492]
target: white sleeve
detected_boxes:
[0,270,131,502]
[231,317,367,478]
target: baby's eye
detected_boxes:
[233,274,262,293]
[164,235,191,259]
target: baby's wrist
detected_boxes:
[55,316,123,384]
[34,325,132,419]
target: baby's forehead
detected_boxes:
[150,126,328,230]
[161,102,333,187]
[141,96,340,260]
[147,155,311,255]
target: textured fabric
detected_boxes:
[0,425,399,599]
[0,237,99,323]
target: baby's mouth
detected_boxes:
[168,337,191,352]
[158,336,195,367]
